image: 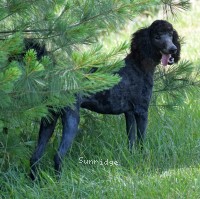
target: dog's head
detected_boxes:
[131,20,181,67]
[149,20,181,66]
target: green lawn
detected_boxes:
[1,2,200,199]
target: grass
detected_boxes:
[1,2,200,199]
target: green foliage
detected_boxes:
[0,1,128,129]
[153,60,200,109]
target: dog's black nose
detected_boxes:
[169,46,177,54]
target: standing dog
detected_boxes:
[30,20,181,179]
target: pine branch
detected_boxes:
[162,0,190,17]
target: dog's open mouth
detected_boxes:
[161,52,174,66]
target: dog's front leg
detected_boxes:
[125,111,137,151]
[54,105,80,175]
[135,112,148,148]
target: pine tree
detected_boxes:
[0,0,175,130]
[0,0,198,166]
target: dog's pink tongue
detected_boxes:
[161,54,171,66]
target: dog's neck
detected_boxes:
[140,58,159,73]
[127,53,160,74]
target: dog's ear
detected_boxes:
[172,29,181,63]
[131,27,153,60]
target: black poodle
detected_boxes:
[30,20,181,179]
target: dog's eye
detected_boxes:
[154,35,161,40]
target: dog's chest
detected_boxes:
[118,73,153,109]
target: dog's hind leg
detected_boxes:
[54,105,80,175]
[125,111,137,151]
[30,111,59,180]
[135,112,148,148]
